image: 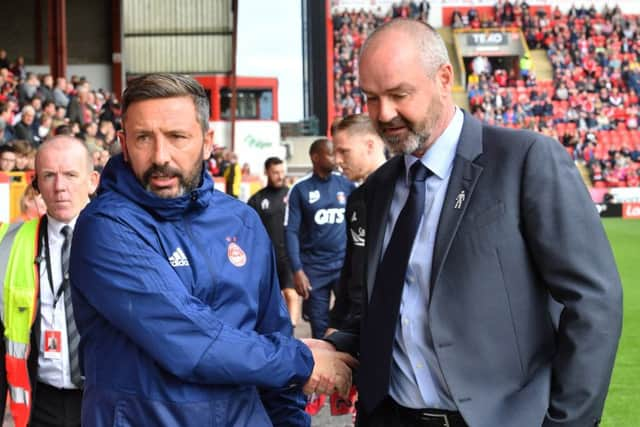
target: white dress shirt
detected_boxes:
[37,215,79,389]
[383,108,464,409]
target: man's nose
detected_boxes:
[152,137,171,165]
[378,98,396,123]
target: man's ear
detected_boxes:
[88,170,100,195]
[117,131,129,162]
[365,137,375,154]
[437,63,454,93]
[203,128,215,160]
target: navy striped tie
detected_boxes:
[359,160,431,414]
[61,225,83,387]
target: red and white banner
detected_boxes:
[622,202,640,219]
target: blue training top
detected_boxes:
[284,171,355,285]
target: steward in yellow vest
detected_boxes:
[0,218,42,427]
[0,136,98,427]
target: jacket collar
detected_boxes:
[98,154,213,220]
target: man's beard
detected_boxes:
[381,120,430,156]
[379,97,443,156]
[142,159,202,198]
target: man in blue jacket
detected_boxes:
[285,139,355,339]
[69,73,356,426]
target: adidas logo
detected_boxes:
[169,247,190,267]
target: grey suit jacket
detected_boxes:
[327,111,622,427]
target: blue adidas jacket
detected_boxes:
[69,155,313,427]
[284,172,355,286]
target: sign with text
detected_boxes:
[623,202,640,219]
[210,120,286,182]
[455,29,524,57]
[467,32,509,46]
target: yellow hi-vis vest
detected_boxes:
[0,218,41,427]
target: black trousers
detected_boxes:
[29,382,82,427]
[356,397,468,427]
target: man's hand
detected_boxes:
[324,328,338,338]
[302,339,358,399]
[302,338,336,352]
[293,269,312,299]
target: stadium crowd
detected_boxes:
[0,57,251,215]
[331,2,640,189]
[447,2,640,187]
[0,57,123,170]
[331,1,430,119]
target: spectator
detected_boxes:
[18,73,39,106]
[0,49,10,70]
[519,53,532,78]
[12,139,35,171]
[471,55,492,76]
[0,145,16,171]
[0,101,15,143]
[14,105,37,146]
[66,83,93,126]
[53,77,69,108]
[18,184,46,221]
[38,74,55,104]
[10,56,26,81]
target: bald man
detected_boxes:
[325,19,621,427]
[0,136,98,427]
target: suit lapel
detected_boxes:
[430,110,485,290]
[366,155,403,302]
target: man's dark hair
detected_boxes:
[264,156,283,170]
[0,145,16,154]
[309,138,330,156]
[54,124,74,136]
[12,139,33,156]
[122,73,210,135]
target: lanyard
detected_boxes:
[41,217,66,310]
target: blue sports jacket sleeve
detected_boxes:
[284,184,304,273]
[255,250,310,426]
[70,214,314,390]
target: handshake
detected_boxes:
[301,338,358,399]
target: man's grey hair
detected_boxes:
[360,19,450,78]
[21,105,35,115]
[122,73,210,135]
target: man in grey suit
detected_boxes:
[324,19,622,427]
